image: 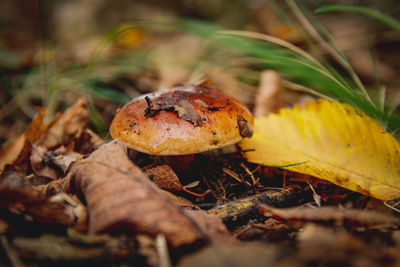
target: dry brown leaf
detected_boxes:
[145,165,184,192]
[0,134,26,172]
[259,204,400,228]
[64,139,206,248]
[71,128,105,155]
[36,98,88,149]
[145,164,209,197]
[292,223,398,267]
[0,108,48,172]
[161,190,199,209]
[184,210,234,244]
[30,145,81,179]
[30,146,61,179]
[1,98,89,173]
[44,178,67,196]
[51,146,81,173]
[0,171,27,188]
[0,185,82,227]
[178,242,278,267]
[253,70,283,116]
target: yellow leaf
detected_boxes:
[239,99,400,200]
[114,23,144,49]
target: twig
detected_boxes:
[208,185,303,227]
[1,236,26,267]
[384,200,400,213]
[222,167,242,183]
[240,163,258,186]
[155,234,172,267]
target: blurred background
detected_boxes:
[1,0,400,145]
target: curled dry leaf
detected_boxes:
[35,98,88,149]
[44,178,67,196]
[144,164,184,192]
[71,128,105,154]
[0,108,48,172]
[30,145,82,179]
[0,185,82,227]
[144,164,206,196]
[0,134,26,172]
[49,193,87,232]
[259,204,400,228]
[30,146,61,180]
[1,98,90,173]
[253,70,283,116]
[63,139,206,248]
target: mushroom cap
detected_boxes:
[110,86,254,155]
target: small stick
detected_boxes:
[1,236,26,267]
[240,163,258,186]
[155,234,172,267]
[208,185,303,228]
[222,168,242,183]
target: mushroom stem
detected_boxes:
[166,154,195,174]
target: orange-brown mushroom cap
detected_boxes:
[110,86,254,155]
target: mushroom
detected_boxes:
[110,85,254,195]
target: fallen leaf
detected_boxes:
[1,98,88,173]
[25,175,53,187]
[71,128,105,155]
[43,178,67,196]
[258,205,400,228]
[0,185,82,227]
[11,233,140,262]
[0,108,48,172]
[161,190,199,209]
[0,171,27,188]
[293,223,400,267]
[63,139,206,248]
[49,193,88,232]
[177,242,279,267]
[30,146,61,179]
[234,220,290,241]
[36,98,88,149]
[253,70,283,116]
[30,145,81,179]
[240,99,400,200]
[184,210,234,244]
[0,134,26,172]
[144,164,184,192]
[51,146,81,173]
[144,164,208,197]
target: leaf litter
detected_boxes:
[63,138,207,249]
[0,97,400,266]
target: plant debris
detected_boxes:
[144,92,204,126]
[237,115,253,138]
[208,185,303,227]
[63,139,207,249]
[259,204,400,228]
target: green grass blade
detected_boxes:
[315,5,400,33]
